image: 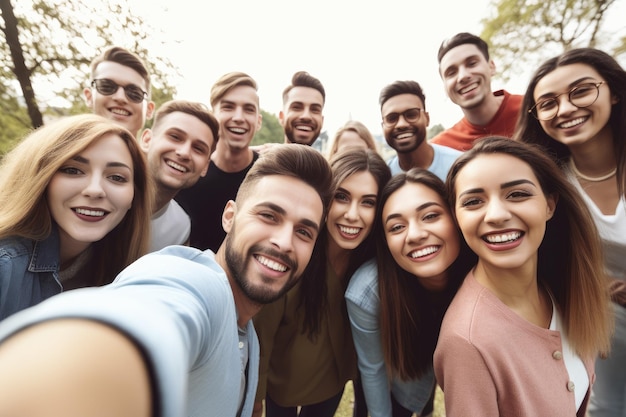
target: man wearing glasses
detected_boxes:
[379,80,461,180]
[84,46,155,138]
[431,32,523,151]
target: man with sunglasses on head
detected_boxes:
[379,80,461,180]
[431,32,522,152]
[84,46,155,138]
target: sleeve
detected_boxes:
[434,330,499,417]
[345,268,393,417]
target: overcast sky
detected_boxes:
[130,0,626,138]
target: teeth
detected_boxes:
[559,117,586,129]
[167,161,187,172]
[339,225,360,235]
[256,255,287,272]
[395,132,413,140]
[459,83,478,94]
[110,108,130,116]
[228,127,246,134]
[75,208,105,217]
[296,125,313,131]
[410,246,438,258]
[485,232,521,243]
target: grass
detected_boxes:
[334,382,446,417]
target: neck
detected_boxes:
[327,238,350,278]
[212,145,253,173]
[568,127,617,181]
[397,142,434,172]
[59,235,91,270]
[463,92,503,126]
[153,190,176,214]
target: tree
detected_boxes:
[252,110,283,145]
[0,0,177,131]
[481,0,625,83]
[428,123,444,140]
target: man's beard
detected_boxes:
[284,123,320,146]
[224,232,300,304]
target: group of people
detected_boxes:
[0,30,624,417]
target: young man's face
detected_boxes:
[279,87,324,145]
[140,111,214,193]
[439,44,496,111]
[381,93,430,154]
[213,85,262,152]
[84,61,155,137]
[221,174,323,304]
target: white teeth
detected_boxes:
[339,225,360,235]
[559,117,586,129]
[228,127,246,134]
[459,83,478,94]
[296,125,313,131]
[410,246,438,258]
[485,232,521,243]
[167,161,187,172]
[75,208,105,217]
[110,108,130,116]
[256,255,287,272]
[395,132,413,139]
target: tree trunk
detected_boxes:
[0,0,44,128]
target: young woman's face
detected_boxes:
[533,63,616,148]
[453,153,556,273]
[326,171,378,251]
[47,134,135,253]
[383,182,459,291]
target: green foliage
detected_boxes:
[428,123,445,140]
[252,109,283,145]
[0,0,178,129]
[480,0,624,83]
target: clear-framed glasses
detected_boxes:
[382,107,424,127]
[529,81,604,121]
[91,79,148,103]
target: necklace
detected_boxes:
[569,158,616,182]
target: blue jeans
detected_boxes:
[588,303,626,417]
[265,389,344,417]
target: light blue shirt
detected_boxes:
[345,259,434,417]
[0,245,259,417]
[387,143,462,180]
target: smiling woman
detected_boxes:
[0,114,153,321]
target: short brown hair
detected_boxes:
[210,72,258,109]
[282,71,326,105]
[90,46,151,94]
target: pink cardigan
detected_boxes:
[434,271,595,417]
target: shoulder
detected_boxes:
[432,143,463,158]
[346,259,379,302]
[0,236,34,259]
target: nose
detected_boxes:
[269,223,294,253]
[82,175,106,199]
[396,113,410,128]
[232,106,244,121]
[110,85,127,102]
[343,201,360,222]
[406,220,428,244]
[555,95,578,116]
[457,65,471,83]
[175,141,191,159]
[484,198,511,224]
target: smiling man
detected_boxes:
[84,46,155,138]
[431,32,522,151]
[280,71,325,145]
[0,144,332,417]
[140,100,219,252]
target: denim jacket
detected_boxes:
[0,228,62,320]
[345,258,434,417]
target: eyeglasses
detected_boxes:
[529,82,604,121]
[382,108,424,127]
[91,79,148,103]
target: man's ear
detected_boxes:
[83,87,94,107]
[145,101,155,120]
[139,129,152,153]
[222,200,237,233]
[278,110,285,127]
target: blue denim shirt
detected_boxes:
[0,228,61,320]
[345,258,434,417]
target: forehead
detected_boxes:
[439,44,486,70]
[456,154,537,189]
[384,182,444,215]
[93,61,148,89]
[78,133,133,166]
[284,86,324,108]
[242,174,324,223]
[217,85,259,108]
[381,93,424,114]
[154,111,215,147]
[533,63,603,97]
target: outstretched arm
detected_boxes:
[0,319,152,417]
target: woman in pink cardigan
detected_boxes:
[434,137,613,417]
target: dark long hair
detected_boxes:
[378,168,475,379]
[514,47,626,196]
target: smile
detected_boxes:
[167,160,188,173]
[558,116,588,129]
[110,108,130,116]
[73,208,106,217]
[459,82,479,94]
[409,245,439,259]
[483,231,522,244]
[255,255,288,272]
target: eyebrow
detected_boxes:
[384,201,441,224]
[256,202,320,233]
[536,76,597,100]
[336,187,378,200]
[71,155,132,170]
[457,179,537,198]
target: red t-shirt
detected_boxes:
[431,90,523,151]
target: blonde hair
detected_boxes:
[0,114,153,285]
[327,120,378,158]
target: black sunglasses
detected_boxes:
[91,79,148,103]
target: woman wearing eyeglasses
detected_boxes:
[514,47,626,417]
